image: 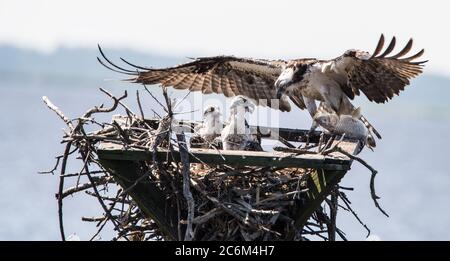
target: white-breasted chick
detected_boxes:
[190,105,223,148]
[221,96,262,151]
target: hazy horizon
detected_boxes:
[1,44,450,240]
[1,0,449,76]
[0,0,449,241]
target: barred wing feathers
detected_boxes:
[97,49,295,112]
[328,34,427,103]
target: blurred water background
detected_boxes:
[0,46,449,240]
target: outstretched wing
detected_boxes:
[326,34,427,103]
[97,47,293,111]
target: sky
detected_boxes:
[1,0,449,241]
[0,0,449,77]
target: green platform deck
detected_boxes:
[97,123,359,240]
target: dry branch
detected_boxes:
[42,96,74,130]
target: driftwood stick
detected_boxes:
[136,90,145,120]
[60,170,106,178]
[317,132,324,153]
[42,96,74,130]
[86,89,127,117]
[89,190,123,241]
[57,176,113,199]
[99,88,135,117]
[320,135,335,153]
[75,150,91,188]
[143,84,168,113]
[278,136,296,148]
[82,215,120,222]
[81,150,126,240]
[173,90,192,111]
[328,187,338,241]
[324,146,389,217]
[161,86,172,116]
[192,208,223,225]
[38,155,63,175]
[150,116,171,164]
[118,170,151,197]
[177,133,195,241]
[57,141,72,241]
[273,146,317,155]
[321,134,345,155]
[39,146,79,175]
[84,190,132,204]
[339,191,371,237]
[112,120,132,144]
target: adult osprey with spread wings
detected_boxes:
[98,34,426,139]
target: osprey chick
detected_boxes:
[221,96,262,151]
[190,105,223,149]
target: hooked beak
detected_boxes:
[275,79,289,99]
[275,68,294,99]
[245,104,255,113]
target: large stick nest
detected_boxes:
[41,87,384,241]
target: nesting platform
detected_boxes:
[97,120,360,241]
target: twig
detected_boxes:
[278,136,296,148]
[42,96,74,130]
[57,141,72,241]
[81,148,126,240]
[86,89,127,117]
[38,155,62,175]
[89,190,123,241]
[273,146,317,155]
[324,146,389,217]
[328,187,338,241]
[99,88,135,118]
[192,208,223,224]
[136,90,145,120]
[57,176,113,199]
[143,84,168,113]
[112,120,131,144]
[173,90,192,111]
[118,170,151,197]
[338,191,371,237]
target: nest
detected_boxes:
[41,87,385,241]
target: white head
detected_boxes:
[229,95,255,114]
[275,61,310,98]
[202,105,221,120]
[200,105,222,136]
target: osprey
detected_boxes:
[190,105,223,149]
[220,96,262,151]
[98,34,426,139]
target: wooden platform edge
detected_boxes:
[97,143,353,171]
[95,130,361,240]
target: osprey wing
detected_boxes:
[326,34,426,103]
[98,47,292,111]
